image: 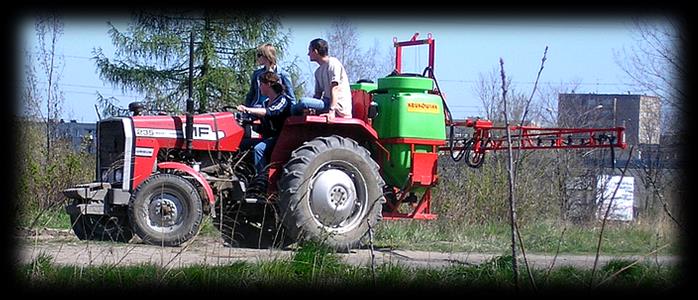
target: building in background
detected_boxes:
[54,120,96,153]
[558,93,661,146]
[557,93,680,222]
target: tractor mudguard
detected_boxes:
[266,115,385,192]
[157,162,215,205]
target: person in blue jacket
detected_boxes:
[237,71,292,193]
[245,43,295,108]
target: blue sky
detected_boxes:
[19,14,669,122]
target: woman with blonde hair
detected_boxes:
[245,43,295,107]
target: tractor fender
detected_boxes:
[157,162,215,205]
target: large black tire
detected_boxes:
[128,174,203,247]
[69,213,133,243]
[278,135,385,251]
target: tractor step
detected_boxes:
[63,182,111,201]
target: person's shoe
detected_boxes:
[302,108,317,116]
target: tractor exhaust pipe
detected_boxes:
[185,30,195,153]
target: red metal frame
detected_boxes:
[442,119,627,154]
[383,187,437,221]
[394,32,435,77]
[380,138,444,220]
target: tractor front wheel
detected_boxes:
[128,174,203,247]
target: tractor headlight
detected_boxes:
[101,168,124,183]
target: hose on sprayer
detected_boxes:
[426,66,487,167]
[448,125,467,162]
[425,65,463,163]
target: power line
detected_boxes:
[62,90,143,99]
[438,79,643,87]
[31,52,644,89]
[26,80,144,98]
[36,81,113,90]
[27,51,94,60]
[64,54,94,60]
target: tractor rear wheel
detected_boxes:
[278,135,385,251]
[128,174,203,247]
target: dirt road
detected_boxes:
[15,228,679,270]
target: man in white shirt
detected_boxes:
[292,38,352,119]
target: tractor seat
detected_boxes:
[292,90,372,123]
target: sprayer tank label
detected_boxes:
[406,102,439,114]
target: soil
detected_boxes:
[14,227,679,270]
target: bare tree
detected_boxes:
[535,80,582,126]
[499,58,520,290]
[473,66,544,126]
[19,14,93,229]
[630,96,683,229]
[326,18,360,77]
[616,16,684,232]
[615,16,684,129]
[21,50,42,119]
[35,13,65,163]
[474,66,504,120]
[356,38,394,80]
[326,17,393,83]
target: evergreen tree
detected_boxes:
[94,11,301,116]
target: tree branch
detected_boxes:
[590,145,635,287]
[500,57,519,290]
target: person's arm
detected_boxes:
[236,105,267,118]
[323,59,343,118]
[265,96,289,118]
[237,95,288,118]
[280,72,296,103]
[327,82,340,116]
[313,76,322,99]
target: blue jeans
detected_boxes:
[291,97,330,115]
[239,137,276,176]
[253,137,277,176]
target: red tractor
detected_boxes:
[63,33,626,250]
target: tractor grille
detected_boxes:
[97,119,127,187]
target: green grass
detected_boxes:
[197,216,219,237]
[372,220,680,255]
[17,251,681,291]
[21,209,680,256]
[17,207,72,229]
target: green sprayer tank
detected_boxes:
[371,76,446,188]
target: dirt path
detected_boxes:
[15,228,679,269]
